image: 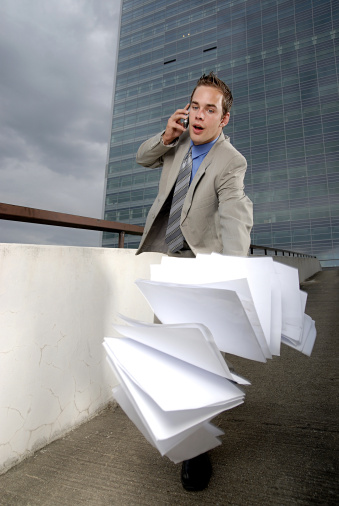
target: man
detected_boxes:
[135,73,253,491]
[136,72,253,259]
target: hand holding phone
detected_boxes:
[162,103,190,145]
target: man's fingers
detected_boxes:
[171,110,189,125]
[163,105,190,143]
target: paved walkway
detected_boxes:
[1,269,338,505]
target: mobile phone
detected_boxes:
[182,112,189,129]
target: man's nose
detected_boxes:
[195,108,204,119]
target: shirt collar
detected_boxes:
[190,136,219,159]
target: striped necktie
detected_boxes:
[165,146,193,253]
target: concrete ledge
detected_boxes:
[271,256,321,282]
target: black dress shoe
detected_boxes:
[181,452,212,491]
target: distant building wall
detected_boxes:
[103,0,339,266]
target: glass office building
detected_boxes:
[103,0,339,266]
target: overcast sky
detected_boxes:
[0,0,122,246]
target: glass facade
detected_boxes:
[103,0,339,266]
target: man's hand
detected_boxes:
[162,103,190,145]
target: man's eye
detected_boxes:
[208,109,215,114]
[192,106,198,110]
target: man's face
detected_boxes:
[188,86,230,145]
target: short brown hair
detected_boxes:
[190,72,233,116]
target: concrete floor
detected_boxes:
[0,269,338,505]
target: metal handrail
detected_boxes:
[250,244,316,259]
[0,202,316,257]
[0,202,143,248]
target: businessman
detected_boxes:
[136,72,253,259]
[135,73,253,491]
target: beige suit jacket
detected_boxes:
[135,130,253,257]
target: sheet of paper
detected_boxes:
[112,320,234,380]
[191,279,267,356]
[105,351,244,442]
[136,279,269,362]
[210,254,274,348]
[281,313,316,356]
[302,317,317,356]
[117,316,251,385]
[150,257,199,283]
[113,383,155,448]
[300,290,308,314]
[105,338,244,411]
[273,261,303,343]
[164,423,223,463]
[152,254,274,353]
[114,381,225,463]
[270,273,282,355]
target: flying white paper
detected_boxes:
[103,253,317,463]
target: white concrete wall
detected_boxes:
[0,244,163,474]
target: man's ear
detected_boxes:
[220,112,230,127]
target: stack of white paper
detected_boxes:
[103,254,316,463]
[136,253,317,360]
[104,319,247,463]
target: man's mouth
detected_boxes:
[193,125,204,131]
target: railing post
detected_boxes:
[118,231,125,248]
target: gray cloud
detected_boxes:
[0,0,121,245]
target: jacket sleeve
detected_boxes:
[217,154,253,257]
[136,132,179,169]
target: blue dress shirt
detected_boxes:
[189,137,219,184]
